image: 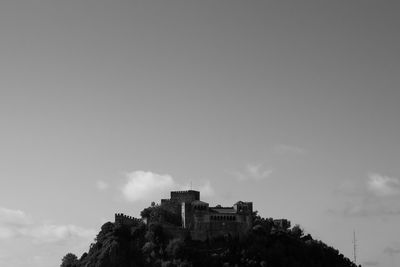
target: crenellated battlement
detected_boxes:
[115,213,142,226]
[170,190,200,203]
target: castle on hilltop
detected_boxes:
[115,190,254,241]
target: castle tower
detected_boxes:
[170,190,200,203]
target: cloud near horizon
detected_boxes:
[0,207,95,244]
[331,172,400,217]
[0,207,33,226]
[121,170,214,202]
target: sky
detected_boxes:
[0,1,399,266]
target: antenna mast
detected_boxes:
[353,230,357,265]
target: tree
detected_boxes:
[145,223,166,244]
[291,224,304,238]
[61,253,78,267]
[140,205,181,226]
[140,207,153,219]
[166,238,185,259]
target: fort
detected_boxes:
[115,190,254,241]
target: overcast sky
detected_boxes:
[0,1,399,266]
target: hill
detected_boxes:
[61,210,359,267]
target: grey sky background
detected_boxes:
[0,1,399,266]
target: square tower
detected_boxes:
[170,190,200,203]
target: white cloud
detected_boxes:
[273,144,307,155]
[231,163,273,181]
[367,173,400,197]
[122,171,175,202]
[26,224,95,244]
[330,173,400,218]
[0,206,95,244]
[96,180,109,191]
[0,207,33,239]
[0,207,32,226]
[247,164,273,179]
[121,170,215,202]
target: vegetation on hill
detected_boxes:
[61,210,359,267]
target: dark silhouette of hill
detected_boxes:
[61,210,359,267]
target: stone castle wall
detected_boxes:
[115,213,142,227]
[190,212,253,241]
